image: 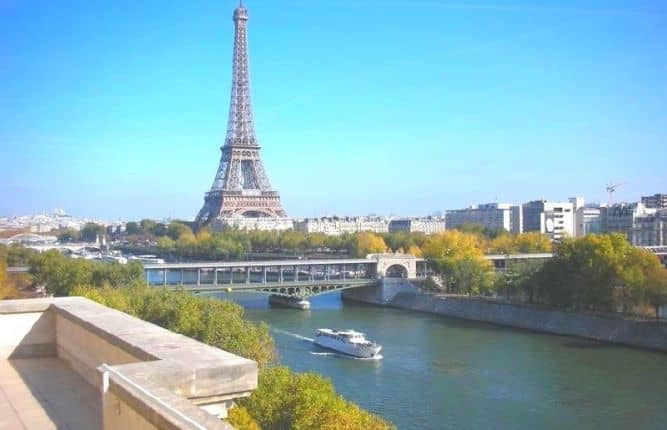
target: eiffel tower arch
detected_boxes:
[196,2,287,226]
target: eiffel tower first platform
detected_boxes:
[196,2,287,226]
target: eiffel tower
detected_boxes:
[196,2,286,225]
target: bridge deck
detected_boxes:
[144,258,372,270]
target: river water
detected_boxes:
[214,292,667,430]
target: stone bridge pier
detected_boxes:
[368,253,419,279]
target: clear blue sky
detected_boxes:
[1,0,666,220]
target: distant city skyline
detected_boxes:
[1,0,666,219]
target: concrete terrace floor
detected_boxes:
[0,358,100,430]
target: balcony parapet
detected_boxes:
[0,296,258,429]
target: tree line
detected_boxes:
[98,219,553,261]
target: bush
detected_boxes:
[240,366,395,430]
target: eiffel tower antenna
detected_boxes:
[196,2,286,225]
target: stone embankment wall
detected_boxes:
[343,281,667,352]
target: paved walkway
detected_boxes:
[0,358,100,430]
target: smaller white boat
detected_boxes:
[314,329,382,358]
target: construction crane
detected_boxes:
[606,182,623,206]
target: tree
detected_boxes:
[422,231,494,294]
[57,228,81,243]
[139,219,157,234]
[167,222,194,240]
[152,223,168,237]
[0,259,20,299]
[125,222,141,235]
[80,223,106,242]
[514,232,551,253]
[530,233,667,313]
[278,230,306,251]
[352,232,387,257]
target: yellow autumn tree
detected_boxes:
[422,231,494,295]
[352,232,387,257]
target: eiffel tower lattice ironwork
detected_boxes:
[196,2,286,225]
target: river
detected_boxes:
[213,292,667,430]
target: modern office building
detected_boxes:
[522,200,575,242]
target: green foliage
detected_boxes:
[125,222,141,235]
[72,285,276,368]
[0,244,39,266]
[30,251,144,296]
[422,231,494,295]
[57,228,81,243]
[167,222,194,240]
[80,223,107,242]
[530,233,667,311]
[227,406,261,430]
[240,366,394,430]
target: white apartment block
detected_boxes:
[446,203,521,234]
[388,218,446,235]
[294,217,389,236]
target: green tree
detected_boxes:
[125,222,141,235]
[278,230,306,251]
[80,223,106,242]
[57,228,81,243]
[139,219,157,234]
[530,233,667,312]
[167,222,194,240]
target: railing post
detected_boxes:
[279,267,284,284]
[197,269,201,286]
[246,267,250,283]
[214,269,218,285]
[295,265,299,282]
[263,267,267,284]
[163,270,167,286]
[230,268,234,284]
[342,264,346,280]
[180,269,184,285]
[309,266,314,282]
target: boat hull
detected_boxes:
[314,337,382,358]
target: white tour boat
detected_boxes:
[314,329,382,358]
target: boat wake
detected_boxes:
[271,328,314,342]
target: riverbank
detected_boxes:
[343,282,667,352]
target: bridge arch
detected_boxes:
[385,264,408,278]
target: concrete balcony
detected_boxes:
[0,297,258,430]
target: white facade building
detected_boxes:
[388,218,446,235]
[211,216,294,232]
[294,217,389,236]
[446,203,521,234]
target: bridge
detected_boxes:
[143,254,427,308]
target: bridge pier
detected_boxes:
[268,295,310,310]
